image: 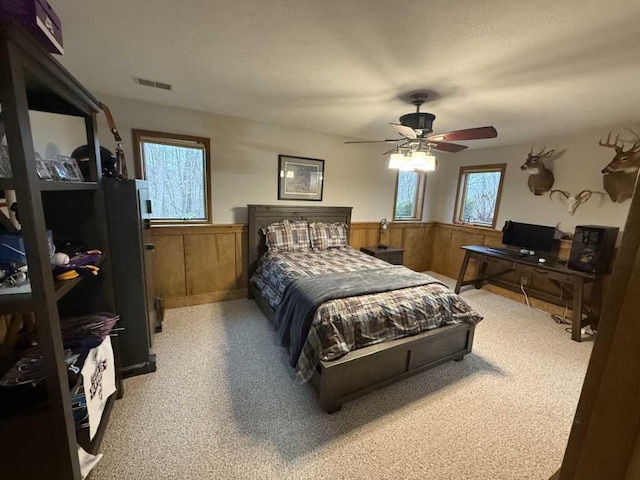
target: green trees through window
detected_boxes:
[455,164,506,228]
[142,142,206,220]
[394,171,426,221]
[133,129,211,224]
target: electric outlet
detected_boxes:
[521,274,531,286]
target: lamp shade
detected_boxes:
[411,151,437,171]
[388,152,405,169]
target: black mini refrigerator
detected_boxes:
[104,178,158,376]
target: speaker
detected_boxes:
[568,225,619,274]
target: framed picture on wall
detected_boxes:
[277,155,324,201]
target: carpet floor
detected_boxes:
[91,273,593,480]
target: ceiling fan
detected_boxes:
[345,93,498,171]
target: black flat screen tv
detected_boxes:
[502,221,557,253]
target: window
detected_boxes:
[393,170,426,221]
[133,129,211,223]
[453,164,506,228]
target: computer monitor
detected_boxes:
[502,221,557,253]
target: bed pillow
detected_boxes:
[309,222,349,250]
[262,220,311,252]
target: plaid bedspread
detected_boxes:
[251,247,482,382]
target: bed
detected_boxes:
[248,204,481,413]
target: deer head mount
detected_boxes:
[599,129,640,203]
[521,146,555,195]
[549,189,603,215]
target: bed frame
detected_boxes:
[247,204,475,413]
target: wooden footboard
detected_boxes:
[249,284,475,413]
[311,322,474,413]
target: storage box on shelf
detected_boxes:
[0,19,119,479]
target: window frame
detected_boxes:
[132,129,212,225]
[393,170,427,222]
[453,163,506,229]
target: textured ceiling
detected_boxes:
[54,0,640,147]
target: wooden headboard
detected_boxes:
[247,204,353,277]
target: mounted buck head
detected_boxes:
[549,189,602,216]
[599,130,640,174]
[521,146,555,195]
[599,129,640,203]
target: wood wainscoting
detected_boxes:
[152,221,435,309]
[152,220,594,315]
[349,222,434,272]
[151,224,248,309]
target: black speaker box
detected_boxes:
[568,225,619,274]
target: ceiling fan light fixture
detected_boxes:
[388,152,406,169]
[411,151,437,171]
[398,155,414,171]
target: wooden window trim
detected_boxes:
[453,163,506,229]
[132,129,212,225]
[393,171,427,222]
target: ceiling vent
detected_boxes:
[133,77,173,91]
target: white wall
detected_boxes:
[432,125,633,233]
[93,95,405,224]
[28,111,87,159]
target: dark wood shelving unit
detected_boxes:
[0,178,98,191]
[0,256,106,314]
[0,19,120,479]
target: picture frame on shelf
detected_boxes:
[277,154,324,201]
[0,145,12,178]
[49,158,69,180]
[57,155,84,182]
[35,152,53,180]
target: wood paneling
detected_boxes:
[349,222,380,250]
[351,222,434,272]
[431,226,452,275]
[152,219,594,314]
[152,235,186,297]
[403,226,430,272]
[184,233,237,295]
[152,224,246,309]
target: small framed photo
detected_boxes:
[0,145,13,178]
[45,158,68,180]
[35,153,53,180]
[277,155,324,201]
[57,155,84,182]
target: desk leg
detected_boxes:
[589,278,603,331]
[455,251,471,294]
[572,278,584,342]
[475,261,488,289]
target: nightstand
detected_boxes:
[360,245,405,265]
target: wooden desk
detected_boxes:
[454,245,602,342]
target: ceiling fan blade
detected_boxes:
[429,141,469,153]
[390,123,418,140]
[427,126,497,142]
[344,139,403,144]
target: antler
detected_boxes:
[549,189,570,200]
[599,131,622,149]
[575,190,593,203]
[623,129,640,152]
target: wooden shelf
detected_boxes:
[0,178,14,190]
[0,256,105,315]
[0,179,98,192]
[39,181,98,191]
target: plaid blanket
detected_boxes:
[251,247,482,382]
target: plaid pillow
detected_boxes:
[309,222,349,250]
[262,220,311,251]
